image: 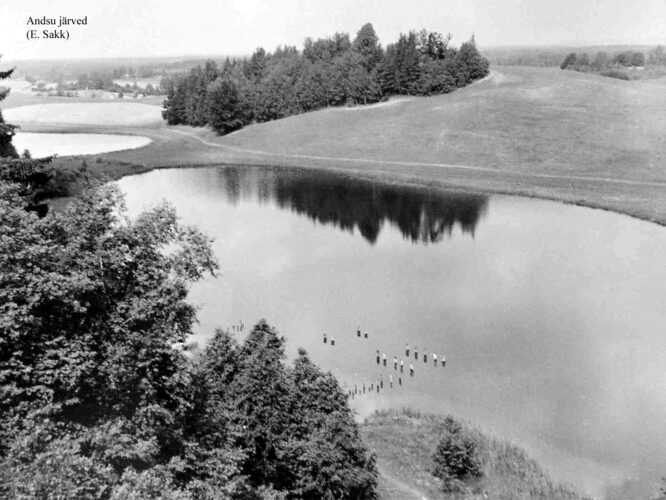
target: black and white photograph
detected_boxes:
[1,1,665,498]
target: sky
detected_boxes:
[1,0,665,61]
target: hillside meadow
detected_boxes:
[222,66,666,180]
[361,409,587,500]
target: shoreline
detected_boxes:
[42,122,666,229]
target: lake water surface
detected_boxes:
[117,166,666,499]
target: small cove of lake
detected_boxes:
[117,166,666,499]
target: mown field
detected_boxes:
[6,65,666,225]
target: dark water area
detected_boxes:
[118,166,666,499]
[199,166,488,244]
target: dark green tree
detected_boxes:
[576,53,590,69]
[455,36,490,85]
[244,48,267,83]
[432,416,482,492]
[180,329,250,497]
[612,51,633,66]
[561,52,577,69]
[592,51,609,71]
[0,175,218,490]
[206,74,251,134]
[352,23,383,71]
[631,52,646,67]
[417,30,452,60]
[0,57,18,158]
[228,320,294,489]
[162,75,188,124]
[284,349,378,498]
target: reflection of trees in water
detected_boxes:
[217,167,488,244]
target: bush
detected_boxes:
[432,416,482,492]
[600,69,631,81]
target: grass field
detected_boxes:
[3,91,164,108]
[6,65,666,226]
[361,409,586,500]
[5,102,163,127]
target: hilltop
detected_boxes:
[361,409,586,500]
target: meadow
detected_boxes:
[4,101,163,127]
[361,409,586,500]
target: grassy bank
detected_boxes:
[361,409,587,500]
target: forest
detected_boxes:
[161,23,490,134]
[0,61,378,499]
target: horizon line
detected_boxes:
[4,41,665,64]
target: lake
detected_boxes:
[117,166,666,499]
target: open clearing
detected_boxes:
[10,66,666,226]
[5,102,163,127]
[12,132,151,158]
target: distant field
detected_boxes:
[3,91,164,108]
[5,102,163,127]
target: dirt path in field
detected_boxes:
[168,128,666,189]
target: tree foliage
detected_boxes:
[0,56,18,158]
[162,23,490,135]
[432,416,483,493]
[561,48,651,77]
[560,53,577,70]
[191,325,378,498]
[0,113,377,496]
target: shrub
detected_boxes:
[600,69,631,81]
[432,416,482,492]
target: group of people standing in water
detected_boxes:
[322,328,447,399]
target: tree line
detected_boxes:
[559,46,666,80]
[0,64,17,158]
[560,50,647,71]
[0,59,377,498]
[162,23,490,134]
[65,72,161,95]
